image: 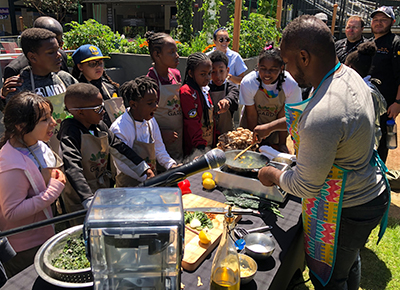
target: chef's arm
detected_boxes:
[245,104,258,131]
[258,166,283,187]
[253,117,287,143]
[387,84,400,119]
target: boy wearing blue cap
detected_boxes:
[71,44,124,127]
[5,28,77,102]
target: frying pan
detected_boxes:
[224,150,269,173]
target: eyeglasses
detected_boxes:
[68,102,105,114]
[86,60,104,68]
[218,37,230,43]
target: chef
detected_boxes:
[258,15,389,290]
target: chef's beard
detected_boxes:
[292,63,311,89]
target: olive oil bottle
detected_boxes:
[210,207,240,290]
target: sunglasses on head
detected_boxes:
[68,102,105,114]
[86,60,104,68]
[218,37,230,43]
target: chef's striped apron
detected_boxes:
[284,62,390,286]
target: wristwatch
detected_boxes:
[395,99,400,104]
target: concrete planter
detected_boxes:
[105,53,258,84]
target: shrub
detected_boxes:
[64,19,123,55]
[226,13,281,59]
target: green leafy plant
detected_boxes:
[199,0,223,40]
[226,13,281,58]
[63,19,122,55]
[176,0,194,43]
[257,0,277,18]
[119,36,150,55]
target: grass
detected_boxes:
[288,217,400,290]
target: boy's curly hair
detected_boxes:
[120,76,158,107]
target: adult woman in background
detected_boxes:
[207,27,248,85]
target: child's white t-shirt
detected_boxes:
[239,71,302,106]
[110,109,176,182]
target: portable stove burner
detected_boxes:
[213,161,291,203]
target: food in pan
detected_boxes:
[52,234,90,270]
[217,127,256,151]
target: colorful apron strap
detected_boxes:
[370,149,391,244]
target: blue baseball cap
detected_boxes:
[72,44,110,64]
[371,6,395,20]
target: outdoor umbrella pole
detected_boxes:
[0,209,88,239]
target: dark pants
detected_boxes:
[310,188,389,290]
[378,114,389,163]
[3,245,41,278]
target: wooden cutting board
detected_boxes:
[182,194,241,271]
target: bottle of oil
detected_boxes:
[210,206,240,290]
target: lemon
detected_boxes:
[199,229,211,244]
[202,172,213,180]
[203,178,216,190]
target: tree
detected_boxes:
[23,0,80,22]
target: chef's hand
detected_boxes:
[253,123,273,143]
[387,103,400,119]
[217,99,230,115]
[145,168,155,179]
[51,169,66,184]
[1,75,23,99]
[258,166,282,187]
[161,130,178,144]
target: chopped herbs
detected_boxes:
[52,234,90,270]
[184,211,214,231]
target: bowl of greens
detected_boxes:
[35,225,93,288]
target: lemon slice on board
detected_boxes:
[199,229,211,244]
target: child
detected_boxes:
[5,28,77,102]
[58,83,153,213]
[209,50,239,135]
[239,42,302,152]
[180,52,215,157]
[145,31,183,162]
[72,44,125,127]
[345,42,387,149]
[0,92,66,277]
[110,76,177,187]
[4,28,78,151]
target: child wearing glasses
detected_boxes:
[110,76,177,187]
[146,31,183,163]
[58,83,154,214]
[72,44,125,127]
[206,27,247,85]
[239,42,302,152]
